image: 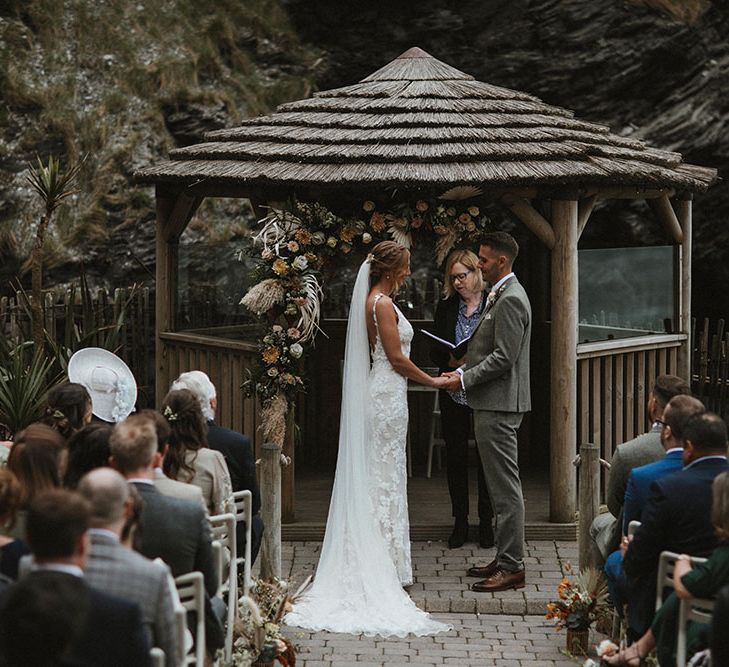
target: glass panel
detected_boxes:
[176,237,257,335]
[578,246,675,343]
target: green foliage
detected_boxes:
[26,155,82,215]
[0,339,60,439]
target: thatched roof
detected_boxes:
[135,47,717,195]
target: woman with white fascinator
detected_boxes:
[67,348,137,424]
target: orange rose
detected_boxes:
[262,347,280,364]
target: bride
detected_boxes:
[286,241,451,637]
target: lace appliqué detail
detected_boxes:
[369,294,414,586]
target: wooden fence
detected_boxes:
[0,287,154,407]
[692,317,729,418]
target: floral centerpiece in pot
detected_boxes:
[545,563,610,656]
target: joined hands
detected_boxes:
[438,371,463,392]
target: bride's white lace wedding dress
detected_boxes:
[285,260,450,638]
[368,292,413,585]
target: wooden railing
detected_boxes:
[577,334,684,468]
[158,330,262,448]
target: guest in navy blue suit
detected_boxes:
[0,489,150,667]
[605,395,705,616]
[623,412,729,639]
[171,371,264,563]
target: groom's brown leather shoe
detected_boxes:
[467,559,499,578]
[471,567,525,592]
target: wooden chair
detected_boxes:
[232,489,253,598]
[209,512,237,661]
[174,571,206,667]
[677,596,715,667]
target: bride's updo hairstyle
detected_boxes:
[369,241,408,287]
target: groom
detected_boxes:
[442,231,531,592]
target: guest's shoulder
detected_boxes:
[615,430,662,460]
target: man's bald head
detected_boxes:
[77,467,129,529]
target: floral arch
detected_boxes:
[239,191,494,443]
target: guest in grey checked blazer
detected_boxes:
[78,468,182,667]
[442,232,531,593]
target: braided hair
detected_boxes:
[160,388,207,482]
[44,382,91,440]
[368,241,408,288]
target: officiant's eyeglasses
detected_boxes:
[450,271,472,284]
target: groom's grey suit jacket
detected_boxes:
[462,277,531,413]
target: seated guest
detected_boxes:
[711,583,729,667]
[591,375,691,566]
[171,371,262,562]
[5,424,66,539]
[0,489,150,666]
[43,382,93,440]
[63,423,113,488]
[0,469,29,579]
[604,471,729,666]
[138,409,206,509]
[605,395,705,611]
[78,468,181,667]
[109,415,223,656]
[623,412,729,639]
[161,388,233,516]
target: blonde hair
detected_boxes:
[441,249,484,299]
[713,471,729,541]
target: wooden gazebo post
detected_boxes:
[550,199,579,522]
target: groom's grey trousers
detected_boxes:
[473,409,525,572]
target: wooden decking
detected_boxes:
[282,466,576,541]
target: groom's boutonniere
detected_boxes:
[486,282,509,309]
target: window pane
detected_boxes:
[578,246,675,343]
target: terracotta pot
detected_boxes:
[566,627,590,655]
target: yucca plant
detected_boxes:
[0,339,61,439]
[26,155,83,352]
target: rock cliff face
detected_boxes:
[1,0,728,320]
[283,0,729,320]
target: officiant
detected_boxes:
[429,249,495,549]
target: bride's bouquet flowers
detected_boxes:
[545,563,610,631]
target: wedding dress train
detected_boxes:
[285,260,450,637]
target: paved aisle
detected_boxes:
[278,540,606,666]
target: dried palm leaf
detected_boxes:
[254,209,302,255]
[435,227,459,265]
[297,273,325,342]
[438,185,483,200]
[388,226,412,248]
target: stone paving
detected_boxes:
[278,539,608,665]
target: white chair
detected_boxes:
[232,489,253,598]
[149,647,165,667]
[677,596,715,667]
[426,392,445,478]
[209,512,237,661]
[656,551,682,611]
[175,571,206,667]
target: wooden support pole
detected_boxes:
[501,195,555,249]
[676,199,693,380]
[154,189,201,406]
[550,199,579,523]
[577,195,597,238]
[648,194,683,244]
[578,443,600,571]
[260,442,282,579]
[281,409,295,523]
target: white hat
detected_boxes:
[67,347,137,423]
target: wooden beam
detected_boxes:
[581,186,674,200]
[155,188,202,406]
[648,195,683,244]
[577,195,597,238]
[676,199,692,379]
[550,199,579,524]
[501,195,555,249]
